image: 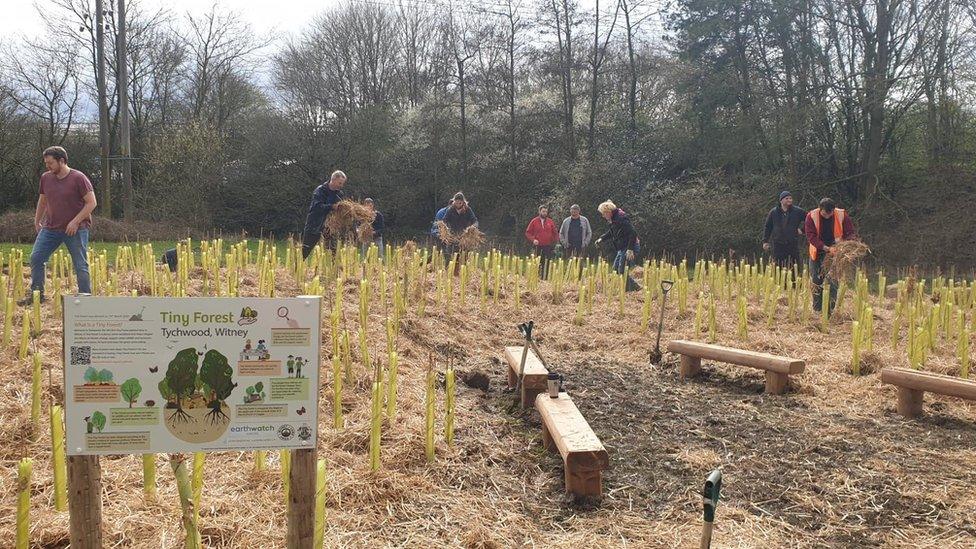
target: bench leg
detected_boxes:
[522,387,543,408]
[565,467,602,498]
[508,366,516,388]
[896,387,924,418]
[541,423,557,453]
[679,356,702,379]
[765,372,789,394]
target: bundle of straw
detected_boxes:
[821,240,871,283]
[458,226,485,250]
[356,222,375,244]
[324,200,375,237]
[435,221,456,244]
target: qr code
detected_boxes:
[70,346,91,365]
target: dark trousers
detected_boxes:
[536,245,554,279]
[772,243,802,270]
[301,229,320,260]
[810,255,837,313]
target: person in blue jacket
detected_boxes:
[301,170,347,259]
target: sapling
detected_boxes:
[425,363,435,463]
[170,454,201,549]
[386,351,398,420]
[445,362,456,445]
[737,296,748,340]
[332,355,344,429]
[19,312,30,360]
[693,292,704,336]
[281,450,292,502]
[16,458,31,549]
[708,295,717,343]
[30,352,41,439]
[3,299,12,347]
[31,290,40,336]
[192,452,205,526]
[143,453,157,499]
[51,405,67,511]
[314,459,327,549]
[958,314,970,379]
[369,377,382,471]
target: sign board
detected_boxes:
[63,296,320,455]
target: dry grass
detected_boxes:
[435,221,454,245]
[1,251,975,548]
[324,201,375,239]
[822,240,872,283]
[458,226,485,251]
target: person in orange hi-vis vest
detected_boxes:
[803,197,857,314]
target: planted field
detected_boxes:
[1,239,975,547]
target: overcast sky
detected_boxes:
[1,0,344,41]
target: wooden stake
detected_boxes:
[68,455,103,548]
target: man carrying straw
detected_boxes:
[804,197,857,314]
[301,170,347,259]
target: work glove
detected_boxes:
[595,238,602,246]
[626,249,635,262]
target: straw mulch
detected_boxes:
[821,239,871,282]
[2,251,976,547]
[458,226,485,251]
[325,200,375,238]
[435,221,454,244]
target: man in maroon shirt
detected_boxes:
[803,197,856,314]
[20,146,97,305]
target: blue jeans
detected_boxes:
[30,228,91,296]
[613,251,627,274]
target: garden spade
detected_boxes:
[700,469,723,549]
[649,279,675,364]
[510,321,534,409]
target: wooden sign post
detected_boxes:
[287,448,318,548]
[67,455,103,548]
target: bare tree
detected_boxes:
[2,36,82,145]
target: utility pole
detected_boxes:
[116,0,133,219]
[95,0,111,217]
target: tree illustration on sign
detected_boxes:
[199,349,236,425]
[165,348,199,424]
[83,367,115,385]
[120,378,142,408]
[91,411,106,433]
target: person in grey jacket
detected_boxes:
[559,204,592,257]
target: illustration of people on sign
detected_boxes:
[295,357,304,378]
[287,355,295,377]
[240,339,271,362]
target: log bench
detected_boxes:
[668,340,805,395]
[881,367,976,418]
[535,393,609,498]
[504,346,549,407]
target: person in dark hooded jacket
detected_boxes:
[595,200,641,291]
[443,192,478,260]
[301,170,347,259]
[762,190,806,269]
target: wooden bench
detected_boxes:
[668,340,805,395]
[504,346,549,407]
[535,393,609,498]
[881,367,976,418]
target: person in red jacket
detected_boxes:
[525,205,559,279]
[804,197,857,314]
